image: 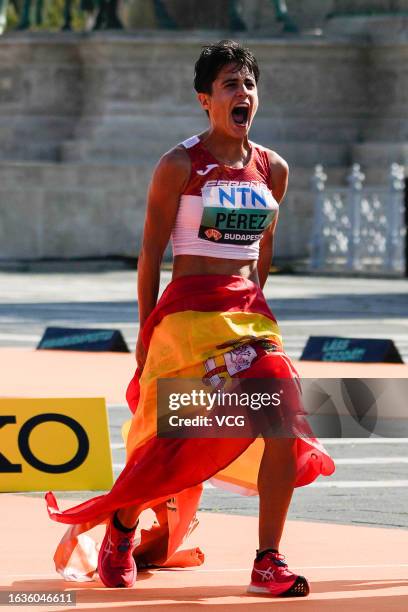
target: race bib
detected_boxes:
[198,180,278,244]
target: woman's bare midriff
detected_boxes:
[172,254,260,285]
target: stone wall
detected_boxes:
[332,1,408,13]
[0,35,82,160]
[0,162,147,259]
[58,36,368,167]
[0,33,371,167]
[0,29,407,261]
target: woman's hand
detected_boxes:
[136,332,147,371]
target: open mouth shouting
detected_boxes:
[231,104,250,128]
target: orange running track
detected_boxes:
[1,348,407,404]
[1,494,408,611]
[1,348,408,610]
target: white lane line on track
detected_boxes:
[278,319,408,326]
[0,333,40,340]
[111,465,408,489]
[334,457,408,465]
[109,435,408,445]
[107,436,408,448]
[320,438,408,444]
[203,480,408,490]
[114,457,408,470]
[3,563,408,579]
[310,480,408,488]
[159,563,408,572]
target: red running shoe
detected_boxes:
[247,549,310,597]
[97,515,137,588]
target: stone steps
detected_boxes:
[0,160,152,189]
[0,160,393,188]
[352,142,408,167]
[59,137,351,166]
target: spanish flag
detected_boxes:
[46,274,335,580]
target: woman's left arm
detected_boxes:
[257,154,289,289]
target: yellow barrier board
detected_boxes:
[0,398,113,492]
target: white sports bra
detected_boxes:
[171,136,279,260]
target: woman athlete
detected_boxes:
[98,39,327,597]
[47,39,334,598]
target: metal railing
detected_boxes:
[310,163,406,275]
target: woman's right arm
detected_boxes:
[136,146,191,370]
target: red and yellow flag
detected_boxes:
[46,274,335,580]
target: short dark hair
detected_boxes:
[194,40,260,94]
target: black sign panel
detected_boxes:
[37,327,129,352]
[300,336,404,364]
